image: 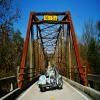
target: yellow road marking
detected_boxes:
[50,96,55,100]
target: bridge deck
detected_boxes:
[17,81,93,100]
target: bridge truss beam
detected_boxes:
[18,11,87,89]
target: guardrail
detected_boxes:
[63,77,100,100]
[1,76,100,100]
[0,76,16,82]
[87,74,100,83]
[0,76,17,98]
[0,76,39,100]
[87,74,100,91]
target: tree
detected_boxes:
[87,38,100,74]
[96,21,100,47]
[12,30,24,66]
[81,20,100,74]
[0,0,22,77]
[0,0,20,25]
[0,0,20,45]
[0,29,23,77]
[96,21,100,32]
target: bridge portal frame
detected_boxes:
[18,11,87,89]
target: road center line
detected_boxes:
[50,96,55,100]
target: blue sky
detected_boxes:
[14,0,100,40]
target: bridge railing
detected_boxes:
[0,76,39,100]
[63,76,100,100]
[87,74,100,91]
[0,76,17,98]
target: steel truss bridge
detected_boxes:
[0,11,100,100]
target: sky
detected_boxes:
[14,0,100,40]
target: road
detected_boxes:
[16,81,93,100]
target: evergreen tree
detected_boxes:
[87,38,100,74]
[81,20,100,74]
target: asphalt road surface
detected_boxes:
[17,81,93,100]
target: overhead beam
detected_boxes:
[30,12,66,16]
[32,21,70,24]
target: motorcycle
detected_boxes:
[38,66,63,92]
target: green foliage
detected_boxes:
[81,20,100,74]
[87,38,100,74]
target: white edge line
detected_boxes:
[16,82,37,100]
[63,80,89,100]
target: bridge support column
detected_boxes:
[10,82,13,92]
[29,33,33,81]
[68,35,72,80]
[67,24,72,79]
